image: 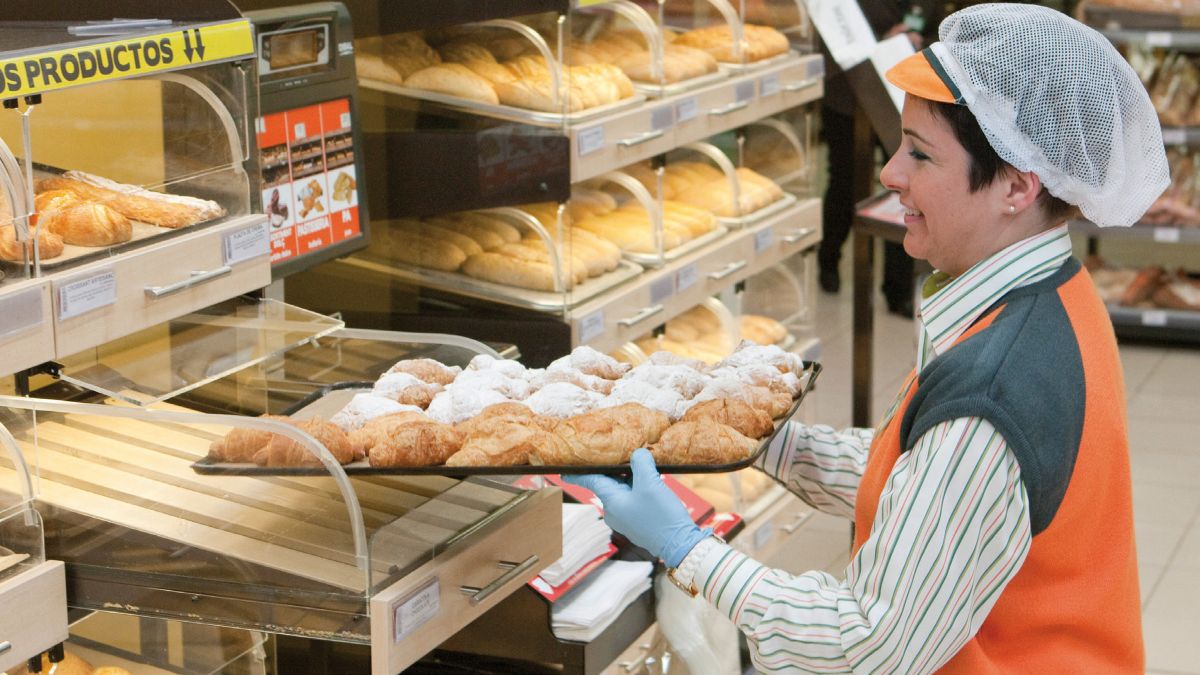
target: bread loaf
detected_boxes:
[404,63,499,105]
[461,251,559,291]
[37,175,219,228]
[425,216,506,250]
[389,231,468,271]
[355,52,405,84]
[0,224,64,261]
[393,219,483,256]
[41,202,132,246]
[675,24,790,63]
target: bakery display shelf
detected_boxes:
[190,361,821,478]
[357,79,649,127]
[716,49,804,74]
[342,254,645,312]
[1107,303,1200,342]
[632,68,731,98]
[1071,219,1200,243]
[624,224,731,268]
[718,191,798,229]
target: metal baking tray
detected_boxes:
[632,69,729,98]
[345,255,644,312]
[717,191,797,229]
[357,79,647,126]
[191,361,821,477]
[716,50,801,74]
[622,224,730,268]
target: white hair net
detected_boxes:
[933,3,1169,227]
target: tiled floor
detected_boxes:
[784,255,1200,673]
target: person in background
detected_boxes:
[818,1,944,317]
[570,4,1164,671]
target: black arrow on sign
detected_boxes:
[182,29,195,62]
[192,29,206,60]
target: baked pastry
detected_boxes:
[709,363,802,397]
[461,251,559,291]
[547,345,630,380]
[621,363,710,398]
[529,367,614,395]
[386,358,461,385]
[92,669,135,675]
[331,393,423,431]
[425,386,512,424]
[425,215,507,250]
[446,420,566,466]
[12,652,93,675]
[369,420,463,467]
[404,63,500,105]
[355,52,405,84]
[524,382,603,418]
[602,378,687,420]
[455,401,555,437]
[0,224,64,261]
[689,379,792,418]
[207,414,292,463]
[645,350,707,371]
[741,314,788,345]
[39,201,131,246]
[388,231,468,271]
[350,411,429,451]
[674,24,790,63]
[372,372,443,408]
[253,417,356,467]
[714,341,805,375]
[649,418,758,465]
[392,219,484,257]
[37,173,222,228]
[681,398,774,439]
[537,404,668,465]
[453,369,532,399]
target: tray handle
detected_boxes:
[459,555,540,605]
[144,266,232,298]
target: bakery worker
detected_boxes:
[568,5,1167,672]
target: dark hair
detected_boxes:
[928,101,1078,223]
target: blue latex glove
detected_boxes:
[564,448,709,568]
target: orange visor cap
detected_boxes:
[885,49,959,104]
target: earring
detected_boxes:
[1008,204,1016,214]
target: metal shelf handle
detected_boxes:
[783,79,820,93]
[459,555,539,606]
[782,227,814,244]
[618,129,665,148]
[144,266,232,299]
[618,304,664,327]
[707,260,747,281]
[708,100,750,117]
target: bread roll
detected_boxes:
[0,224,64,261]
[425,216,506,250]
[369,420,463,467]
[355,52,405,84]
[462,252,558,291]
[389,232,467,271]
[404,63,499,105]
[34,188,82,212]
[649,417,758,464]
[458,212,522,243]
[41,202,132,246]
[393,219,483,256]
[438,41,496,64]
[681,398,774,439]
[675,24,790,63]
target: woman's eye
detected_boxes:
[908,149,930,161]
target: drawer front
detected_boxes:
[572,101,681,184]
[0,561,68,672]
[53,216,270,356]
[0,279,54,376]
[371,488,562,675]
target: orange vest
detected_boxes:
[854,264,1143,673]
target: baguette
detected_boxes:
[36,175,218,229]
[461,251,559,291]
[404,63,499,105]
[391,232,468,271]
[425,215,506,250]
[392,220,483,257]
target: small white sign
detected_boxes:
[676,263,698,292]
[0,286,43,340]
[340,112,352,129]
[394,578,440,643]
[806,0,877,70]
[223,221,270,266]
[676,97,698,123]
[580,310,605,343]
[578,126,605,157]
[293,122,307,139]
[1153,227,1182,243]
[650,276,676,304]
[760,74,781,97]
[1141,310,1169,327]
[735,80,756,103]
[651,105,674,131]
[1146,31,1173,48]
[255,117,266,134]
[754,228,775,254]
[58,269,117,321]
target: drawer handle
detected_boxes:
[618,129,665,148]
[619,304,664,328]
[783,79,819,93]
[144,266,232,299]
[459,555,539,606]
[782,510,812,534]
[782,228,813,244]
[708,100,750,117]
[707,260,747,281]
[0,641,10,656]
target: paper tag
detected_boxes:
[578,126,605,157]
[1154,227,1182,243]
[580,310,605,343]
[58,269,116,321]
[760,73,781,97]
[676,263,698,292]
[293,122,307,139]
[255,117,266,134]
[735,80,756,103]
[1161,127,1186,146]
[754,228,775,254]
[807,58,825,79]
[753,517,775,551]
[340,111,351,129]
[1141,310,1168,327]
[675,97,698,123]
[223,221,270,266]
[807,0,877,70]
[393,578,439,643]
[650,275,676,304]
[1146,31,1173,48]
[651,105,674,131]
[0,286,43,340]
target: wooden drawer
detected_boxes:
[52,216,270,357]
[0,561,68,673]
[0,279,54,376]
[370,487,562,675]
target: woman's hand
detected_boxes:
[563,448,709,568]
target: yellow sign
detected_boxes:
[0,19,254,99]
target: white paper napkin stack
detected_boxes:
[551,560,653,642]
[539,503,614,587]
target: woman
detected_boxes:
[567,5,1167,672]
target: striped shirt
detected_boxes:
[675,225,1073,673]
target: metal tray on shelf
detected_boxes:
[346,255,644,312]
[632,69,729,98]
[622,225,730,268]
[717,191,797,229]
[716,50,801,74]
[191,361,821,477]
[357,79,647,126]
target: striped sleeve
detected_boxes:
[690,417,1032,673]
[755,421,874,519]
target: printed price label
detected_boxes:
[675,97,698,123]
[255,117,266,134]
[760,73,781,97]
[0,286,43,339]
[58,269,116,321]
[580,310,605,343]
[293,122,307,139]
[651,105,674,131]
[650,275,676,304]
[578,126,605,157]
[393,578,439,643]
[1146,32,1173,48]
[1141,310,1168,327]
[676,263,699,292]
[1153,227,1181,243]
[806,58,826,79]
[735,80,756,103]
[223,221,270,266]
[1161,127,1186,146]
[340,112,351,129]
[754,228,775,254]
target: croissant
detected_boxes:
[649,418,758,465]
[0,224,64,261]
[386,358,461,385]
[349,411,429,452]
[446,420,566,466]
[41,202,131,246]
[207,414,297,463]
[538,403,670,465]
[369,420,463,467]
[253,417,356,467]
[455,402,556,437]
[681,398,774,439]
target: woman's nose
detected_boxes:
[879,152,904,192]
